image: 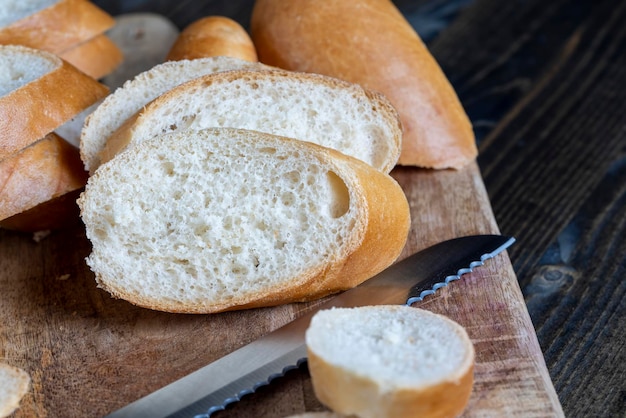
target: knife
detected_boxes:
[106,234,515,418]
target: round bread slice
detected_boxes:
[59,33,123,80]
[305,305,475,418]
[0,363,30,418]
[101,69,403,173]
[80,56,270,173]
[166,16,258,62]
[78,127,410,313]
[0,44,109,160]
[0,0,115,54]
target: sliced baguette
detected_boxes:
[0,44,109,160]
[0,363,30,418]
[166,16,258,62]
[59,33,123,79]
[0,0,115,54]
[101,69,402,173]
[78,127,410,313]
[305,306,475,418]
[0,132,88,225]
[251,0,477,169]
[80,56,269,173]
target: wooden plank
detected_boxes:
[0,162,563,417]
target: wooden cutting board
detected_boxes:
[0,161,564,417]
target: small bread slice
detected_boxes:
[166,16,258,62]
[101,69,402,173]
[0,132,88,228]
[59,33,123,79]
[80,56,270,173]
[305,306,475,418]
[78,127,410,313]
[0,45,109,160]
[0,363,30,418]
[0,0,115,54]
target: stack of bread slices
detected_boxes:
[0,44,109,231]
[0,0,123,79]
[0,1,124,232]
[77,55,411,313]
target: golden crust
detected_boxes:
[306,308,475,418]
[0,47,109,160]
[251,0,478,169]
[0,0,115,54]
[59,34,123,79]
[0,132,88,223]
[166,16,258,62]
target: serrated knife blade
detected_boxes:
[106,234,515,418]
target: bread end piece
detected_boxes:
[166,16,258,62]
[0,363,30,418]
[251,0,477,170]
[306,306,474,418]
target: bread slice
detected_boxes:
[0,0,115,54]
[0,44,109,160]
[305,306,475,418]
[80,56,269,173]
[59,33,123,79]
[78,127,410,313]
[0,363,30,418]
[0,132,88,225]
[101,69,403,173]
[166,16,258,62]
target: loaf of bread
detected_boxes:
[0,45,109,160]
[80,56,269,172]
[0,363,30,418]
[166,16,258,62]
[100,69,402,173]
[305,306,475,418]
[251,0,477,169]
[78,127,410,313]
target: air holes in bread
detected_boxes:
[326,171,350,218]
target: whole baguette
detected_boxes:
[0,45,109,160]
[166,16,258,62]
[0,132,88,225]
[0,0,115,54]
[78,127,410,313]
[59,33,123,79]
[251,0,477,169]
[305,306,475,418]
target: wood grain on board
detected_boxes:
[0,162,563,417]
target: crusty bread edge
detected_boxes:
[0,46,109,160]
[0,0,115,54]
[306,307,475,418]
[166,16,258,62]
[59,34,123,79]
[0,132,88,222]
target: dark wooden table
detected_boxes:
[4,0,623,416]
[95,0,625,416]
